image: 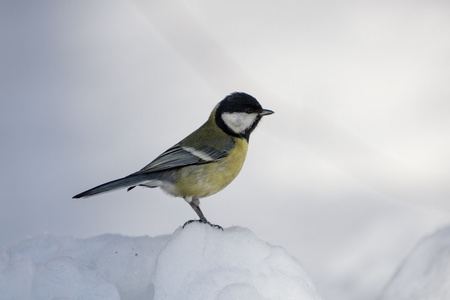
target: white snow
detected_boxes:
[0,224,321,300]
[380,225,450,300]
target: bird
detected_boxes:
[73,92,274,228]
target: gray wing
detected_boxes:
[136,141,235,174]
[73,140,235,198]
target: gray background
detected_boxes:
[1,1,449,299]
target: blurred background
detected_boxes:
[1,1,449,299]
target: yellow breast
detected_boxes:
[173,138,248,198]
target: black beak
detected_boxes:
[260,109,274,116]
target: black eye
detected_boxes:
[244,108,253,114]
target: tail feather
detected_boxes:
[73,173,152,198]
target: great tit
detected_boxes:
[73,92,274,227]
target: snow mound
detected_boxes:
[0,224,321,300]
[380,226,450,300]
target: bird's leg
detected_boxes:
[189,196,207,222]
[183,197,223,230]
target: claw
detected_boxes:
[182,219,224,231]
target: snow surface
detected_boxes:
[380,225,450,300]
[0,224,321,300]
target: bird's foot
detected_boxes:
[182,219,223,230]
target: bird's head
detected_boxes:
[215,92,274,141]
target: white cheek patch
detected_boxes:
[221,112,258,134]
